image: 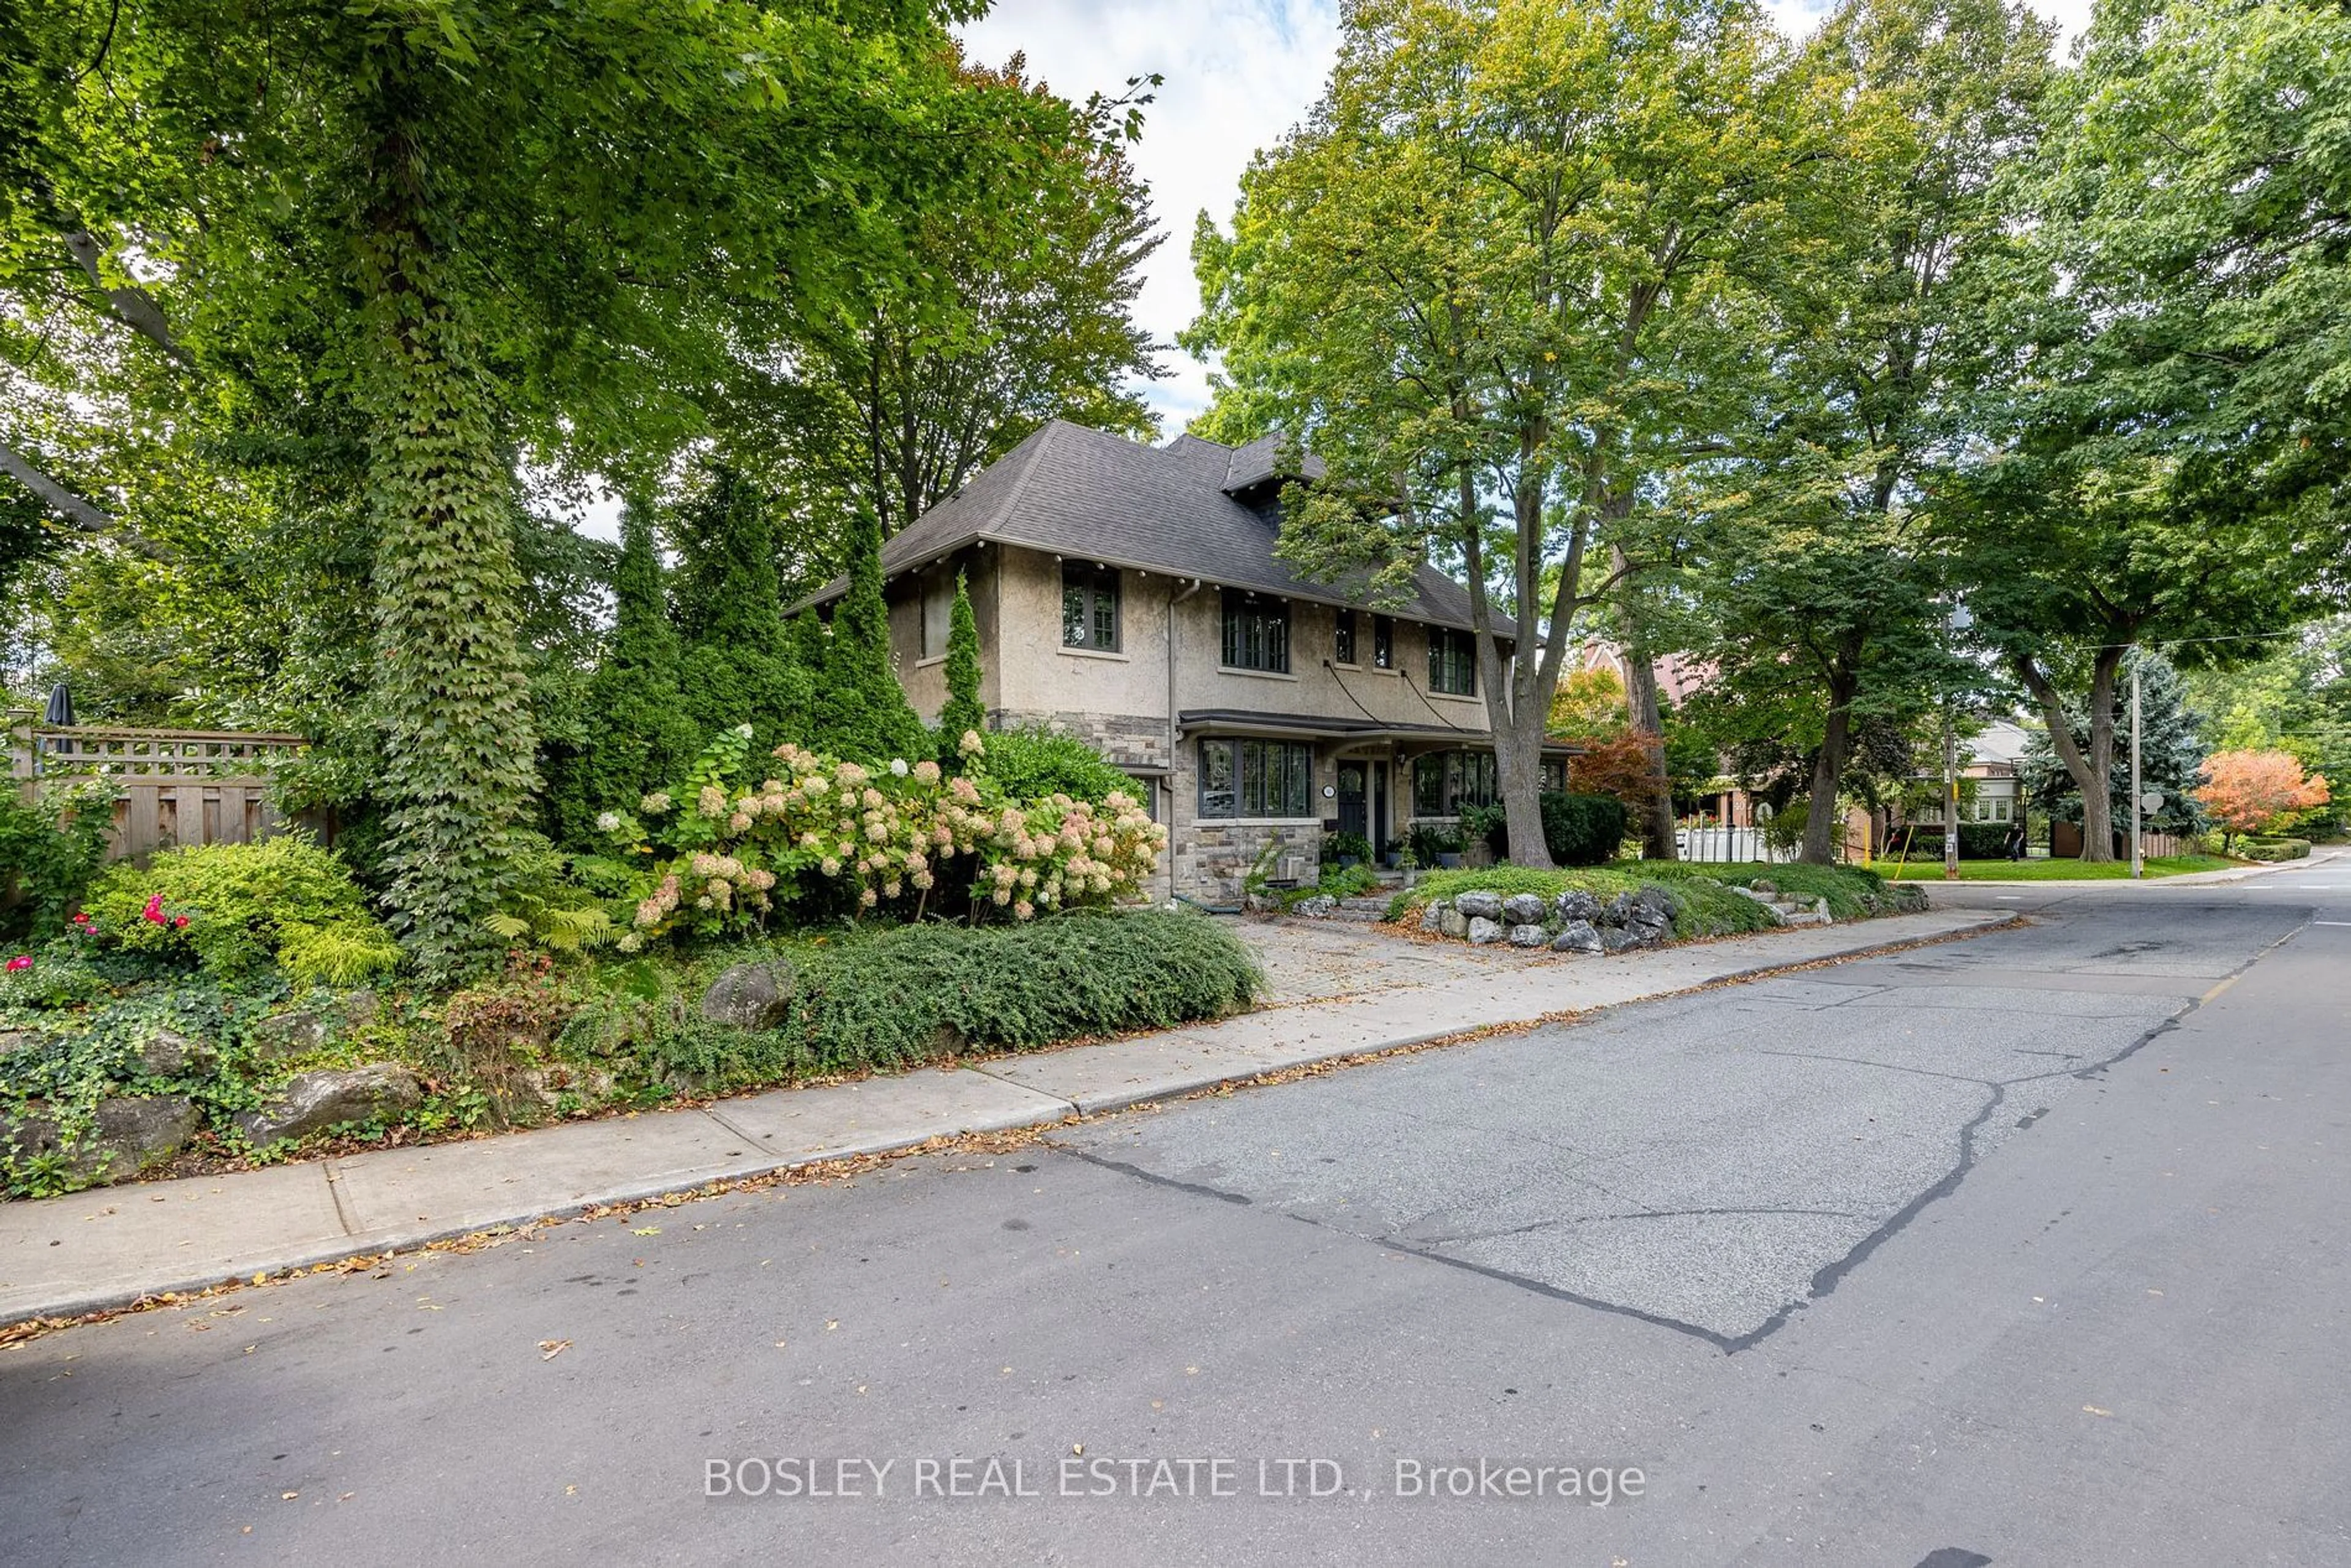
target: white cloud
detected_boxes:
[958,1,1344,432]
[962,0,2097,438]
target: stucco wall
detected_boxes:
[874,541,1513,898]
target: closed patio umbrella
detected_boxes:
[43,681,73,762]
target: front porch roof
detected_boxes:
[1176,708,1580,754]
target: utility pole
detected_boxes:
[1944,705,1959,880]
[1943,604,1971,881]
[2129,656,2144,880]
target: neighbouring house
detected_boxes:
[1886,718,2031,842]
[800,420,1574,902]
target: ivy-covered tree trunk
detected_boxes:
[939,569,985,748]
[357,110,535,978]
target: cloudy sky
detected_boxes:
[959,0,2098,435]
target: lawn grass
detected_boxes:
[1875,854,2233,882]
[1387,860,1916,937]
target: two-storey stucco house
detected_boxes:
[805,419,1572,902]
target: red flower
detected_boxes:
[173,915,190,929]
[142,894,167,924]
[4,956,30,972]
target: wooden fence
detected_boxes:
[8,712,307,863]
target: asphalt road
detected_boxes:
[5,865,2347,1567]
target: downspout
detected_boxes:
[1167,579,1205,902]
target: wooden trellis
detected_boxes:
[8,712,307,863]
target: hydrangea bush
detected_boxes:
[607,727,1166,945]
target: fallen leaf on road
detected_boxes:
[825,1319,838,1331]
[539,1339,572,1361]
[2083,1405,2112,1417]
[631,1227,661,1237]
[281,1491,298,1501]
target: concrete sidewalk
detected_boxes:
[0,907,2007,1326]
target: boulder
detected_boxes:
[1551,920,1604,955]
[234,1064,423,1148]
[699,959,799,1031]
[1292,894,1338,918]
[1466,916,1504,946]
[1419,900,1452,936]
[0,1026,47,1058]
[1439,905,1471,939]
[1730,885,1775,903]
[1600,891,1639,928]
[1507,923,1548,948]
[1554,890,1605,925]
[1633,885,1681,922]
[1453,890,1505,921]
[0,1095,200,1186]
[96,1096,201,1176]
[138,1027,212,1079]
[1619,921,1667,950]
[1783,910,1830,928]
[340,989,381,1029]
[252,1010,331,1062]
[1600,926,1638,953]
[1501,893,1548,926]
[1751,879,1778,896]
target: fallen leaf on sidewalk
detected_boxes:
[539,1339,572,1361]
[2083,1405,2112,1417]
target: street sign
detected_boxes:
[2139,790,2165,813]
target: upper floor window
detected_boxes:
[920,569,955,659]
[1221,589,1291,673]
[1372,615,1394,670]
[1062,563,1120,652]
[1429,626,1477,696]
[1333,609,1357,666]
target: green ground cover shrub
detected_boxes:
[2240,838,2312,861]
[569,910,1263,1094]
[968,727,1148,804]
[84,837,400,986]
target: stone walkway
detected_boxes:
[0,907,2008,1326]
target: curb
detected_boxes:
[0,910,2014,1332]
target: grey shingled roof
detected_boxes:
[802,420,1476,631]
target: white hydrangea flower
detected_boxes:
[735,723,755,738]
[890,758,909,777]
[594,811,622,833]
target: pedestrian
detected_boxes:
[2004,820,2027,861]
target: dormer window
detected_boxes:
[1062,563,1120,652]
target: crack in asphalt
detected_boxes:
[1052,923,2300,1358]
[1400,1205,1870,1249]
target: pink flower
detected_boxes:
[173,915,190,929]
[4,955,30,972]
[143,894,166,924]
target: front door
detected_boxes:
[1336,761,1368,844]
